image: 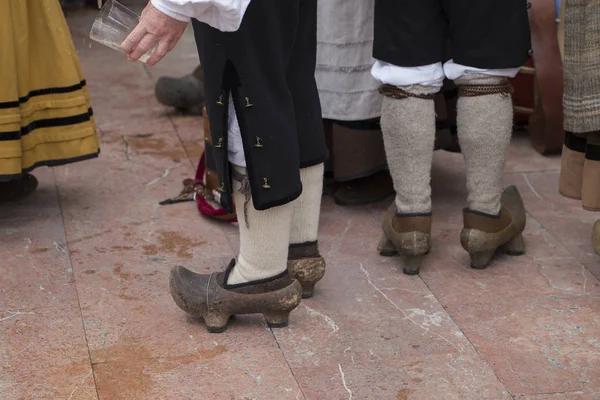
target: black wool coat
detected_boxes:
[193,0,327,213]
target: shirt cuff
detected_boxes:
[150,0,191,22]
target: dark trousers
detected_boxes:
[373,0,532,69]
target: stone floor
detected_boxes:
[2,5,600,400]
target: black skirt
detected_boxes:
[193,0,327,213]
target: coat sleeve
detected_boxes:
[150,0,251,31]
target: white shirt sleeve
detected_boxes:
[151,0,251,32]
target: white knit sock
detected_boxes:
[456,74,513,215]
[290,163,324,244]
[227,165,293,285]
[380,85,439,214]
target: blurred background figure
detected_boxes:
[316,0,393,206]
[155,65,205,116]
[558,0,600,255]
[0,0,99,202]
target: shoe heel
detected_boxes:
[504,233,526,256]
[378,233,398,257]
[263,311,291,328]
[288,258,326,300]
[300,283,315,299]
[402,255,423,275]
[469,251,495,270]
[203,312,231,333]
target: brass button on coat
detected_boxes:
[191,10,329,213]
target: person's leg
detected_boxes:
[316,0,392,205]
[447,69,528,269]
[288,163,326,298]
[444,0,530,268]
[330,120,393,206]
[208,73,294,287]
[451,71,515,216]
[154,65,205,115]
[170,0,309,333]
[378,80,441,215]
[170,91,303,333]
[372,0,446,274]
[376,80,439,274]
[285,0,328,297]
[583,131,600,211]
[226,165,295,284]
[559,132,586,200]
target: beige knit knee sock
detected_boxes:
[456,74,514,215]
[380,85,439,214]
[290,163,324,244]
[227,165,293,285]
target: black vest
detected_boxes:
[193,0,327,213]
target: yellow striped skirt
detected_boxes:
[0,0,99,181]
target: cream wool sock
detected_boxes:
[227,165,293,285]
[290,163,324,244]
[456,74,513,216]
[380,85,439,214]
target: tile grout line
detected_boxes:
[52,169,102,400]
[536,221,600,283]
[515,171,600,283]
[416,274,516,398]
[268,328,307,400]
[530,217,600,283]
[505,167,561,176]
[421,197,598,396]
[419,206,597,396]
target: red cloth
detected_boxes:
[195,153,237,222]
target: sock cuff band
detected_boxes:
[458,82,513,98]
[564,131,587,153]
[379,85,436,100]
[289,241,318,248]
[586,143,600,161]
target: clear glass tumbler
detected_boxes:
[89,0,152,63]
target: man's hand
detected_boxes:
[121,3,188,66]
